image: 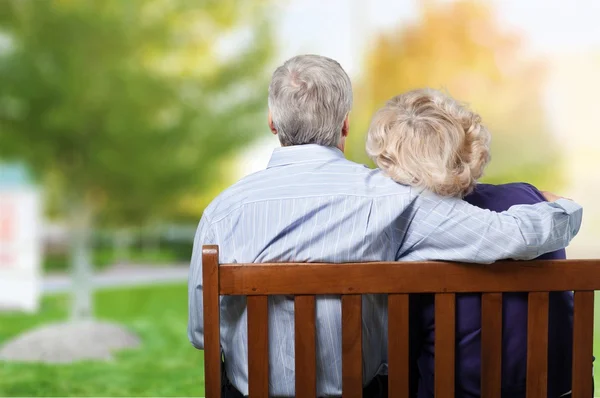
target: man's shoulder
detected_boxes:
[201,170,266,220]
[203,164,413,220]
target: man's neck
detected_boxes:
[278,142,345,154]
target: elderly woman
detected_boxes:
[366,88,576,398]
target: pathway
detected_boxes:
[43,264,189,294]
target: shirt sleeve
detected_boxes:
[400,193,583,263]
[188,213,215,349]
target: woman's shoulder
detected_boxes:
[476,182,545,200]
[465,182,547,211]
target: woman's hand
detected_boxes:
[541,191,571,202]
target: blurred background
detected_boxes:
[0,0,598,396]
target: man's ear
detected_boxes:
[268,111,277,135]
[342,114,350,137]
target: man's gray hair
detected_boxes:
[268,54,353,147]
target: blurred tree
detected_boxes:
[348,0,562,189]
[0,0,273,319]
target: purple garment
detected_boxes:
[415,183,574,398]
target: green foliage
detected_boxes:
[43,242,193,272]
[348,0,563,190]
[0,0,273,225]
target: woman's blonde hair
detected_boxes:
[366,88,491,197]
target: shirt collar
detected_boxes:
[267,144,345,168]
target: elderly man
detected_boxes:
[188,54,582,398]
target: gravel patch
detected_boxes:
[0,320,140,363]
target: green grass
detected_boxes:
[0,284,204,397]
[0,288,598,396]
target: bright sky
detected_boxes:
[272,0,600,75]
[237,0,600,176]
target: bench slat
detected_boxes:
[526,292,549,398]
[388,294,410,397]
[218,260,600,295]
[435,293,456,398]
[342,295,363,398]
[572,291,595,398]
[201,245,221,398]
[247,295,269,398]
[295,295,317,397]
[481,293,502,398]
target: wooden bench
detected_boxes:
[202,245,600,398]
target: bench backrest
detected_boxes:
[202,245,599,398]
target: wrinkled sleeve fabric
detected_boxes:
[400,194,582,263]
[188,213,215,350]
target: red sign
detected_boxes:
[0,199,15,267]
